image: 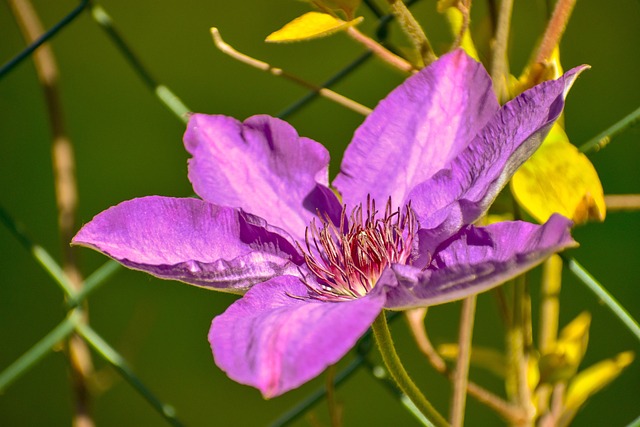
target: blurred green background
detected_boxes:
[1,0,638,425]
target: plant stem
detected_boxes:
[346,27,416,73]
[384,0,437,65]
[534,0,577,65]
[325,365,342,427]
[8,1,94,424]
[404,309,526,424]
[579,106,640,154]
[490,0,514,103]
[75,322,184,427]
[0,311,80,392]
[562,255,640,342]
[508,277,534,426]
[539,255,562,353]
[450,296,477,427]
[90,3,190,122]
[604,194,640,212]
[211,28,372,116]
[372,312,450,427]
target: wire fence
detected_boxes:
[1,0,639,426]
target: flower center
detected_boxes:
[300,197,417,302]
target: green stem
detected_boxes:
[75,322,184,427]
[371,312,450,427]
[0,203,76,298]
[562,255,640,342]
[384,0,437,65]
[490,0,513,103]
[0,311,80,392]
[68,260,121,308]
[89,3,190,122]
[579,105,640,154]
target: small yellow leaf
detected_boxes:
[511,123,606,225]
[559,351,634,427]
[538,312,591,384]
[265,12,363,43]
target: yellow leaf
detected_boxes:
[538,312,591,384]
[265,12,363,43]
[559,351,634,427]
[511,124,606,225]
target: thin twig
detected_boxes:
[450,296,477,427]
[0,311,80,392]
[7,1,93,425]
[211,28,372,116]
[537,255,563,420]
[325,365,342,427]
[0,0,89,78]
[74,322,185,427]
[539,255,563,353]
[562,255,640,342]
[372,313,450,427]
[346,27,416,73]
[509,277,535,426]
[490,0,513,103]
[604,194,640,212]
[89,3,190,122]
[579,106,640,154]
[453,0,472,49]
[405,309,526,424]
[384,0,437,65]
[534,0,577,65]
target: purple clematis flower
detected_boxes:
[73,50,585,398]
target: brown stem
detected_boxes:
[325,365,342,427]
[509,277,535,426]
[450,296,477,427]
[7,1,93,426]
[454,0,472,49]
[405,309,527,424]
[490,0,514,103]
[346,27,416,73]
[210,28,372,116]
[604,194,640,212]
[534,0,577,65]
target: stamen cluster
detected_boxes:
[300,197,416,302]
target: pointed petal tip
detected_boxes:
[562,64,590,97]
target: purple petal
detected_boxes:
[408,66,588,242]
[384,214,577,309]
[333,49,499,209]
[72,196,303,293]
[210,275,386,397]
[185,114,341,243]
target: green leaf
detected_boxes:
[265,12,363,43]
